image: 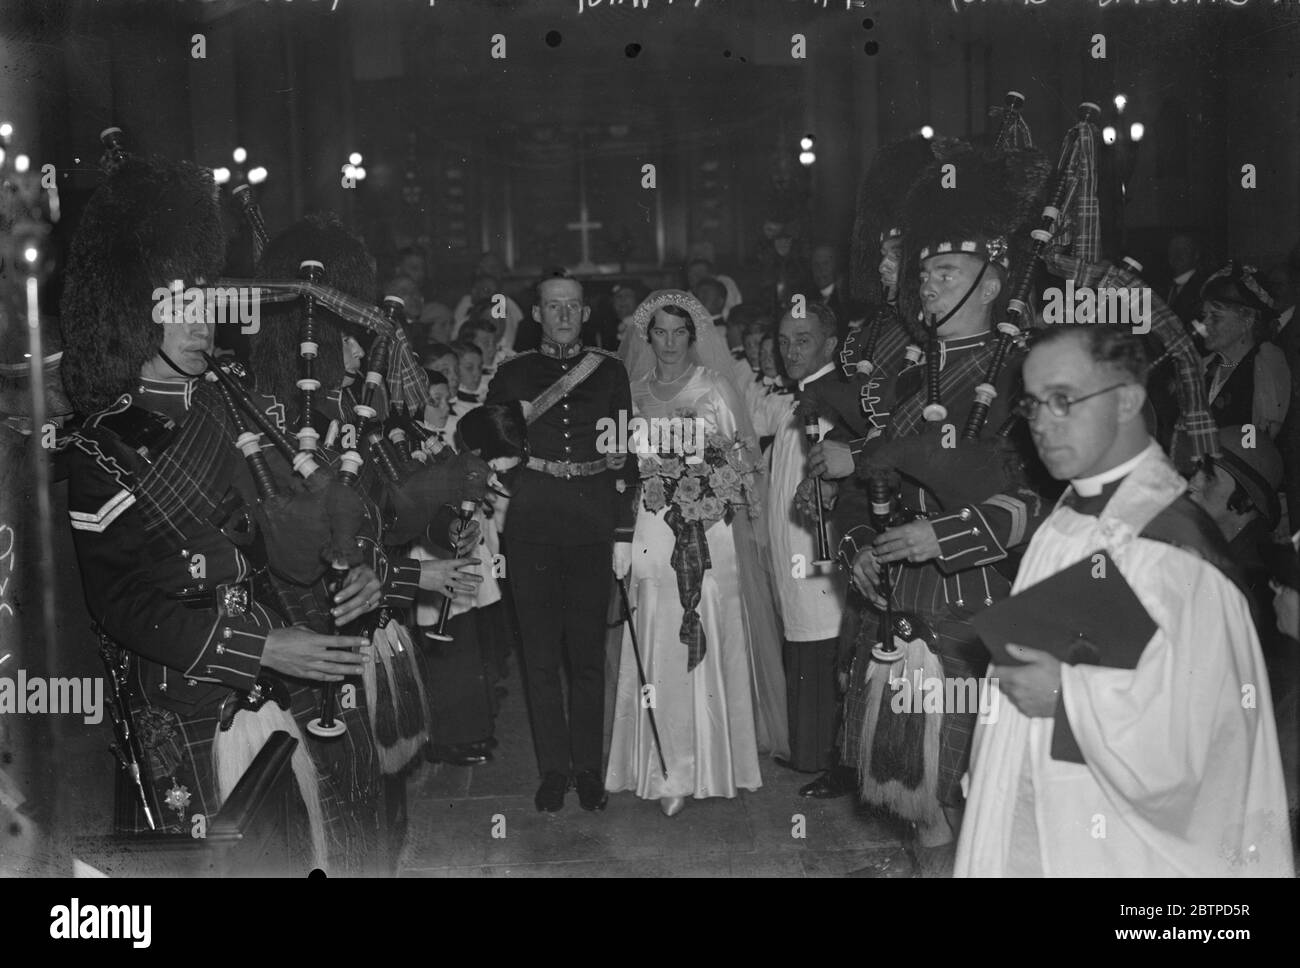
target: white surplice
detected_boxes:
[751,364,845,643]
[956,445,1294,877]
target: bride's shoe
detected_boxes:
[659,796,687,817]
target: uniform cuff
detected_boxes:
[385,558,423,609]
[932,504,1007,573]
[185,605,273,689]
[614,527,636,543]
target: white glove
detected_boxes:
[612,542,633,580]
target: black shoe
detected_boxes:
[799,770,853,799]
[465,737,499,753]
[425,744,490,767]
[535,772,569,812]
[573,770,608,812]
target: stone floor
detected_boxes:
[396,654,909,878]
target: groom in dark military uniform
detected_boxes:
[487,274,638,812]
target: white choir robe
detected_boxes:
[956,449,1294,877]
[752,387,844,642]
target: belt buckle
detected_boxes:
[562,462,574,480]
[217,579,250,617]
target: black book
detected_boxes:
[972,551,1158,763]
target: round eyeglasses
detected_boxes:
[1013,382,1128,420]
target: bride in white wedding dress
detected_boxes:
[605,290,787,816]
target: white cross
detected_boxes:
[566,144,602,271]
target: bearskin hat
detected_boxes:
[848,135,940,304]
[252,213,377,407]
[62,156,226,414]
[897,143,1051,336]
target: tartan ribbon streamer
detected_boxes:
[1040,119,1100,284]
[664,505,712,672]
[1034,118,1218,464]
[217,278,432,413]
[992,105,1035,152]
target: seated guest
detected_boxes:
[453,274,523,350]
[463,313,512,378]
[692,277,730,327]
[422,342,464,410]
[395,245,431,299]
[418,301,455,350]
[1201,264,1291,439]
[1187,426,1297,824]
[738,309,771,375]
[685,257,743,319]
[957,326,1293,877]
[611,282,647,345]
[723,303,756,363]
[419,370,458,452]
[451,339,487,409]
[1164,233,1215,327]
[759,332,791,395]
[810,244,861,339]
[1263,263,1300,532]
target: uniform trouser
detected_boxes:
[509,539,613,776]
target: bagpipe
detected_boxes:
[216,182,488,774]
[858,95,1100,521]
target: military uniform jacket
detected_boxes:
[834,332,1050,638]
[486,340,638,546]
[64,377,422,717]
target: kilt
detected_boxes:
[120,677,380,875]
[840,558,994,810]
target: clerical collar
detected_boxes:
[540,336,583,360]
[1070,442,1157,497]
[798,361,836,392]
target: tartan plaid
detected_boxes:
[134,381,241,544]
[1033,116,1217,463]
[1040,120,1100,283]
[1040,274,1218,463]
[887,338,998,439]
[220,277,432,413]
[122,682,380,874]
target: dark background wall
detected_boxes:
[5,0,1299,296]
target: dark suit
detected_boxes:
[485,341,637,776]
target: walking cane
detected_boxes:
[615,577,669,779]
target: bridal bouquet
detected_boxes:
[636,411,763,526]
[633,409,763,671]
